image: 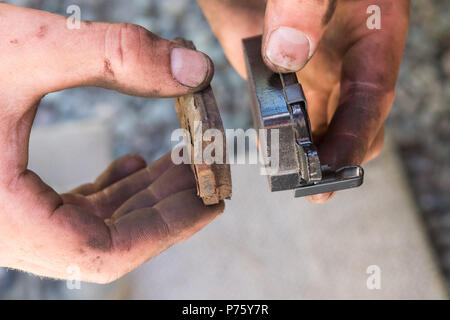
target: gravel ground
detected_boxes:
[0,0,449,297]
[389,0,450,288]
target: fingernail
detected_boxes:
[171,47,211,88]
[265,26,312,72]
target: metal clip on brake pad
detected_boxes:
[243,36,364,197]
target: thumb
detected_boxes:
[262,0,337,72]
[0,3,213,98]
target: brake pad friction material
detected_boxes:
[173,38,232,205]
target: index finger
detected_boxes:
[308,1,410,203]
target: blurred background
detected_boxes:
[0,0,449,299]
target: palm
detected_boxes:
[64,153,192,221]
[2,153,222,283]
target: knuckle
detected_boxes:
[146,185,161,205]
[153,207,171,239]
[342,80,388,97]
[104,23,150,76]
[87,191,112,219]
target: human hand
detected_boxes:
[0,3,222,283]
[198,0,409,202]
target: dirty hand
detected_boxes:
[198,0,409,202]
[0,3,222,283]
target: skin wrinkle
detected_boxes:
[114,165,196,219]
[60,193,94,214]
[106,220,119,253]
[143,186,159,208]
[118,23,124,66]
[152,207,172,241]
[89,188,115,218]
[137,26,142,64]
[110,218,135,254]
[114,23,144,69]
[344,42,395,84]
[342,80,388,92]
[330,131,367,146]
[340,83,394,119]
[91,164,157,218]
[322,0,337,25]
[103,24,118,81]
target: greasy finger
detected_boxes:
[262,0,337,72]
[112,164,196,221]
[70,154,146,195]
